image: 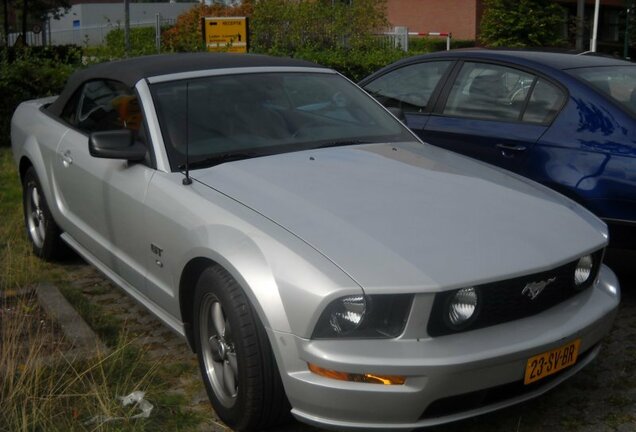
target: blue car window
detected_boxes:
[363,61,452,113]
[569,66,636,117]
[443,62,535,122]
[522,79,566,124]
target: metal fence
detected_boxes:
[6,22,449,52]
[50,21,157,46]
[6,16,176,47]
[7,31,44,47]
[378,27,409,51]
[379,28,452,52]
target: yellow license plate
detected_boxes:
[524,339,581,385]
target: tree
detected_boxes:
[27,0,70,25]
[626,2,636,56]
[2,0,9,44]
[162,0,389,54]
[250,0,389,54]
[2,0,69,44]
[480,0,567,48]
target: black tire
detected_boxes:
[193,265,290,431]
[22,167,67,260]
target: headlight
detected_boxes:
[328,295,366,335]
[445,287,480,329]
[312,294,413,339]
[574,254,593,287]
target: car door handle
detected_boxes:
[61,150,73,167]
[496,143,527,152]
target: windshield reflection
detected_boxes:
[151,72,413,170]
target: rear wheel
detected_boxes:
[22,167,67,260]
[193,265,290,431]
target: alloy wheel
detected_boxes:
[199,294,239,408]
[26,183,46,248]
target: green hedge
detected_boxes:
[104,27,159,58]
[292,48,408,82]
[284,40,475,81]
[0,45,82,64]
[0,50,78,147]
[408,37,476,53]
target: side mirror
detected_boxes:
[89,129,146,161]
[387,106,406,122]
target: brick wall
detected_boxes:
[386,0,478,40]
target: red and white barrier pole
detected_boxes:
[407,32,452,51]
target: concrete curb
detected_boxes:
[36,282,109,360]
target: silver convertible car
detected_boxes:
[11,53,620,431]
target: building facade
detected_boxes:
[48,2,197,46]
[387,0,483,40]
[386,0,632,55]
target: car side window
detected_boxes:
[443,62,535,122]
[61,90,81,125]
[522,79,566,124]
[75,80,145,142]
[363,61,452,113]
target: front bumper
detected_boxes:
[271,264,620,431]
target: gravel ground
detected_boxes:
[62,250,636,432]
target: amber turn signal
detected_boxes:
[308,363,406,385]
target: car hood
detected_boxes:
[192,142,607,293]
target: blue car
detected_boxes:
[360,50,636,248]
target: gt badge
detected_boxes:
[151,243,163,257]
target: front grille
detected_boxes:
[420,345,597,419]
[427,250,603,337]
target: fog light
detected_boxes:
[447,287,478,327]
[308,363,406,385]
[574,255,593,287]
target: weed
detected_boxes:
[604,411,635,428]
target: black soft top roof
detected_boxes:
[48,52,325,116]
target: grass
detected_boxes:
[59,283,122,347]
[0,146,205,431]
[0,149,48,291]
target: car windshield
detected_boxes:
[569,66,636,117]
[151,71,414,170]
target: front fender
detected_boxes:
[144,172,362,340]
[179,218,363,338]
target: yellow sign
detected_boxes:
[202,17,249,53]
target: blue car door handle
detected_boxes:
[496,143,527,158]
[496,143,527,152]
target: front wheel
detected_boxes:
[193,265,290,431]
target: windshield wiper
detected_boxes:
[178,152,258,170]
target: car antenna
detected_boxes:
[183,81,193,186]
